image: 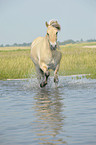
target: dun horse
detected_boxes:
[31,20,62,87]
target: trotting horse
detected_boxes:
[31,20,62,87]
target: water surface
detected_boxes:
[0,76,96,145]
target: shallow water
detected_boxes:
[0,76,96,145]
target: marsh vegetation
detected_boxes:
[0,42,96,80]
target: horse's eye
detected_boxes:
[56,32,58,35]
[47,33,49,36]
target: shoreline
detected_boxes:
[5,74,90,81]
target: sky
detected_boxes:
[0,0,96,45]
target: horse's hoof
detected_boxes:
[40,81,47,88]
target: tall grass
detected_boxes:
[59,43,96,77]
[0,49,35,80]
[0,42,96,80]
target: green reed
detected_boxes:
[0,42,96,80]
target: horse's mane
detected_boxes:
[49,20,61,31]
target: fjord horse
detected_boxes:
[31,20,62,87]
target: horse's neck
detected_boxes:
[44,35,50,50]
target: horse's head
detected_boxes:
[46,20,61,50]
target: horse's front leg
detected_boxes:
[54,64,60,83]
[40,63,50,87]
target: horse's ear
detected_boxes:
[45,22,49,27]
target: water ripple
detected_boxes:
[0,76,96,145]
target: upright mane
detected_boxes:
[48,20,61,31]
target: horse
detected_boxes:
[31,20,62,87]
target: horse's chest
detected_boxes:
[47,58,57,70]
[44,50,61,70]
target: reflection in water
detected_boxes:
[32,87,67,145]
[0,77,96,144]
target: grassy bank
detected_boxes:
[59,42,96,78]
[0,42,96,80]
[0,47,35,80]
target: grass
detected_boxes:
[0,48,35,80]
[59,42,96,77]
[0,42,96,80]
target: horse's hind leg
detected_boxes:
[54,64,59,83]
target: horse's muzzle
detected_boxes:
[50,44,57,50]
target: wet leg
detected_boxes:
[54,64,59,83]
[39,63,50,87]
[40,71,50,88]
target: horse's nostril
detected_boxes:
[50,44,52,48]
